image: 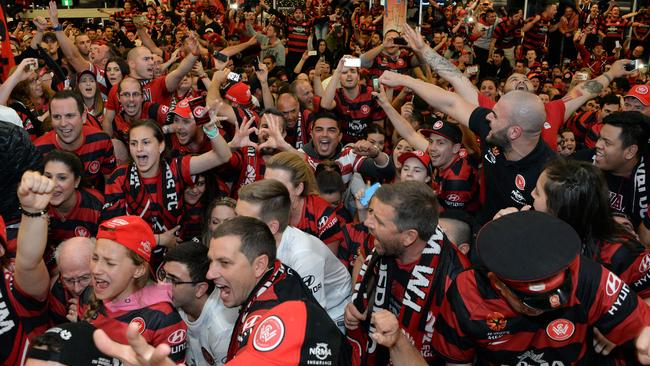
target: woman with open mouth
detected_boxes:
[102,118,232,275]
[42,150,104,271]
[83,215,188,363]
[74,70,105,130]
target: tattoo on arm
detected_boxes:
[421,48,464,79]
[581,80,604,95]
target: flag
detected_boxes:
[0,2,15,83]
[384,0,407,34]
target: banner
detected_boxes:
[0,2,15,83]
[383,0,407,34]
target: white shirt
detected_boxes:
[278,226,352,326]
[180,290,239,366]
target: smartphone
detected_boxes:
[28,59,38,72]
[253,56,261,71]
[227,72,241,82]
[574,72,588,81]
[229,2,238,10]
[615,40,621,49]
[393,37,408,46]
[214,51,228,63]
[308,50,318,56]
[372,78,380,91]
[344,58,361,68]
[133,15,147,24]
[625,59,644,71]
[467,65,479,74]
[188,96,211,126]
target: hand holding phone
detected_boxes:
[625,59,644,72]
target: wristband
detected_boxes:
[52,24,63,32]
[20,206,48,218]
[202,123,219,139]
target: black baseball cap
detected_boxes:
[26,322,117,365]
[420,119,462,144]
[226,300,351,365]
[477,211,581,282]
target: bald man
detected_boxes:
[277,93,310,148]
[379,71,554,224]
[49,237,95,324]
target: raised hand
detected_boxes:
[402,23,426,52]
[228,117,258,149]
[48,0,60,27]
[18,171,54,213]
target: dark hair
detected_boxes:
[373,181,439,240]
[129,119,164,143]
[366,124,385,136]
[602,111,650,156]
[261,107,287,131]
[493,49,505,57]
[42,149,84,179]
[479,76,499,89]
[316,169,345,195]
[311,110,342,131]
[598,93,621,107]
[165,242,215,294]
[211,216,277,266]
[263,54,277,64]
[237,180,291,232]
[50,90,85,115]
[542,157,641,258]
[611,77,631,93]
[104,56,129,90]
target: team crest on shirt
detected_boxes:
[88,160,101,174]
[201,347,215,365]
[74,226,90,237]
[129,317,146,334]
[396,59,405,67]
[515,174,526,190]
[543,121,551,129]
[252,316,285,352]
[486,312,507,332]
[639,254,650,273]
[546,319,575,341]
[360,105,370,115]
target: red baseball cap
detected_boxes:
[226,301,348,366]
[225,82,252,106]
[625,84,650,106]
[169,98,193,119]
[97,216,156,263]
[397,150,433,175]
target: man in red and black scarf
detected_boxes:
[344,181,469,365]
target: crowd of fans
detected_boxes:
[2,0,650,364]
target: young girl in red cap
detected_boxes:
[84,214,188,364]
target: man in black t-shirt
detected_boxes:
[379,71,554,223]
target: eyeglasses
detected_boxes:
[62,274,92,286]
[119,91,143,99]
[159,270,202,286]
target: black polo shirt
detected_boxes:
[469,107,555,224]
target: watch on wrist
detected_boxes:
[53,24,63,32]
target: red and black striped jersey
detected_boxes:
[433,151,480,214]
[598,236,650,299]
[222,147,265,199]
[493,19,523,49]
[34,126,116,190]
[48,278,93,325]
[286,18,312,53]
[366,50,415,80]
[0,266,49,366]
[600,16,630,40]
[333,85,386,144]
[339,222,375,272]
[585,122,603,149]
[179,200,205,243]
[564,109,597,144]
[297,194,344,246]
[432,257,650,365]
[522,14,553,50]
[101,156,194,233]
[90,300,187,364]
[46,187,103,268]
[105,76,172,111]
[112,102,169,144]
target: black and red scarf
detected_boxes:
[348,226,449,365]
[123,160,180,231]
[226,260,287,361]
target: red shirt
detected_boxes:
[296,194,344,246]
